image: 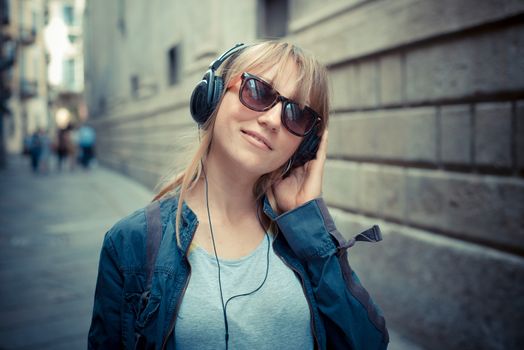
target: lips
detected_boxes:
[241,129,273,150]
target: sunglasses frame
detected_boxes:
[239,72,322,137]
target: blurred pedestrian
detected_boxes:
[22,134,32,157]
[89,41,388,349]
[78,123,96,169]
[28,129,42,173]
[38,129,52,174]
[69,125,79,170]
[55,124,75,171]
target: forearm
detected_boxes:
[274,198,388,349]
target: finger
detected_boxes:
[308,129,328,175]
[299,130,327,198]
[318,129,328,159]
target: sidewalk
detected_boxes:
[0,156,153,349]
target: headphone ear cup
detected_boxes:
[209,76,224,111]
[287,128,321,173]
[190,43,248,126]
[190,73,225,125]
[190,79,211,124]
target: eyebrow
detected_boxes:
[258,73,302,101]
[256,74,275,88]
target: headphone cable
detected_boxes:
[202,164,270,350]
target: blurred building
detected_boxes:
[0,0,85,166]
[1,0,49,160]
[83,1,524,349]
[44,0,86,128]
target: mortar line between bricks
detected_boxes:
[511,101,517,174]
[469,103,475,174]
[329,92,524,114]
[326,202,524,258]
[326,12,524,68]
[325,156,521,178]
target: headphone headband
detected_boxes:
[210,43,247,71]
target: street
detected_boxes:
[0,156,152,349]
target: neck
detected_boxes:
[189,156,261,225]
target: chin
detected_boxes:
[234,154,281,177]
[212,138,286,176]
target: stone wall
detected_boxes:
[84,0,524,348]
[288,1,524,349]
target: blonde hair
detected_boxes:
[153,40,330,245]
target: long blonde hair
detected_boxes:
[153,41,330,245]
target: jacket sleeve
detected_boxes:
[88,231,124,349]
[274,197,389,350]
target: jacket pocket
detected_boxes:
[125,292,162,350]
[124,291,162,331]
[124,292,143,319]
[134,292,161,329]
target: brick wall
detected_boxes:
[289,0,524,349]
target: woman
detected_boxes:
[88,41,388,350]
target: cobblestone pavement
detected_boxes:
[0,156,420,350]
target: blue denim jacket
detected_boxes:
[88,196,389,349]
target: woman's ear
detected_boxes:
[225,74,242,90]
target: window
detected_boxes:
[64,58,75,89]
[31,11,37,35]
[63,5,74,26]
[117,0,126,36]
[98,97,106,114]
[44,6,49,25]
[257,0,288,38]
[130,75,139,98]
[167,46,180,86]
[1,0,9,25]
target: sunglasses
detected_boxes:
[239,72,322,137]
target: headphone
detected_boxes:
[190,43,247,125]
[189,43,321,173]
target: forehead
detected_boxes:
[248,60,301,100]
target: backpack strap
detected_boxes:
[135,201,162,350]
[145,200,162,289]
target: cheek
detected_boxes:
[217,93,253,124]
[282,136,302,159]
[213,100,237,132]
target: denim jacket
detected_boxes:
[88,196,389,349]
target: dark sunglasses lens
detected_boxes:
[241,78,276,111]
[283,103,316,136]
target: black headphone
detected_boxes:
[190,43,247,125]
[189,43,321,172]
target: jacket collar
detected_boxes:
[172,194,279,255]
[167,196,198,255]
[262,195,278,220]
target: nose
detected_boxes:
[257,102,282,132]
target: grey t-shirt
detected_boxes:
[175,234,314,349]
